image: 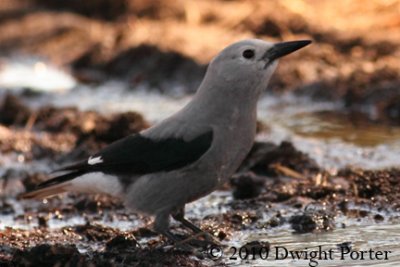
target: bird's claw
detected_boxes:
[175,231,221,249]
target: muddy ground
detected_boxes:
[0,0,400,266]
[0,95,399,266]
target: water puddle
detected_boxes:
[282,111,400,147]
[256,96,400,170]
[220,223,400,266]
[186,192,400,266]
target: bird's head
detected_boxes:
[206,39,311,96]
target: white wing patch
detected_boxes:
[88,156,103,165]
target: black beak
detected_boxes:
[263,40,312,61]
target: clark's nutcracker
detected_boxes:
[22,39,311,244]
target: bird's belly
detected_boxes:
[214,134,255,182]
[124,166,218,215]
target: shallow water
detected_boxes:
[1,59,400,266]
[223,223,400,267]
[4,191,400,267]
[187,192,400,266]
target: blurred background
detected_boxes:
[0,1,400,265]
[1,0,399,101]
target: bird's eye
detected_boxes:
[242,49,255,59]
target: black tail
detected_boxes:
[38,170,86,188]
[19,170,86,199]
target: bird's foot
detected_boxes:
[159,233,194,252]
[198,231,221,246]
[173,242,195,252]
[175,231,221,249]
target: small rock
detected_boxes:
[337,242,352,251]
[289,208,335,233]
[106,234,137,252]
[374,214,384,222]
[0,94,31,126]
[73,223,118,241]
[230,172,264,199]
[37,215,48,229]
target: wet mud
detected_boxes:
[0,94,399,265]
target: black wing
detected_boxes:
[50,129,213,181]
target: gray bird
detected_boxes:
[22,39,311,244]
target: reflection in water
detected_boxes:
[190,192,400,267]
[280,110,400,147]
[258,96,400,170]
[226,223,400,266]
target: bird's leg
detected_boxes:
[172,207,219,245]
[154,210,192,251]
[172,207,203,233]
[154,210,181,242]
